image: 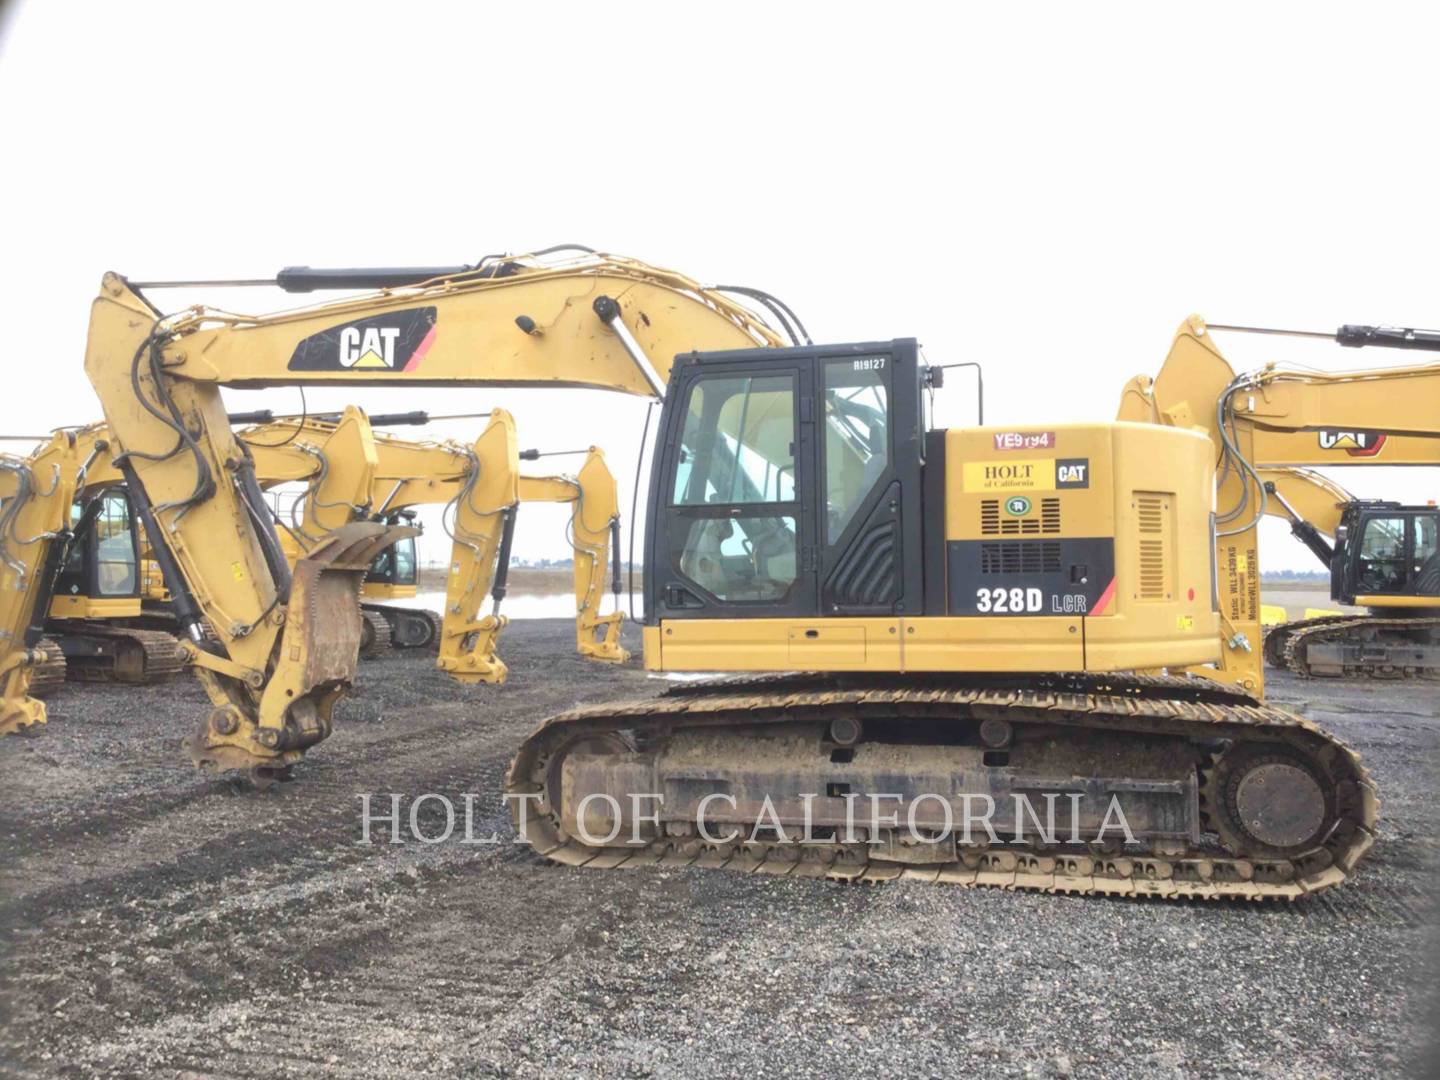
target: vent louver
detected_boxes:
[1134,492,1172,601]
[980,497,1062,536]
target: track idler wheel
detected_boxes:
[359,609,392,659]
[388,609,440,650]
[1205,744,1336,859]
[1261,625,1291,670]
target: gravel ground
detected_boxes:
[1,619,1437,1078]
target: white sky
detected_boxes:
[0,2,1434,573]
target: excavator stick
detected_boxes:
[512,449,629,665]
[183,521,414,780]
[570,449,629,665]
[0,432,91,735]
[435,411,520,685]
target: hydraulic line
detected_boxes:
[490,507,517,616]
[629,401,655,621]
[233,445,293,603]
[123,330,215,518]
[116,458,207,643]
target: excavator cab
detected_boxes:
[358,513,438,650]
[363,534,420,600]
[49,487,142,619]
[647,339,925,621]
[1333,502,1440,607]
[43,486,186,684]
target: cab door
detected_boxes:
[814,346,923,615]
[650,361,818,619]
[1414,513,1440,595]
[1351,512,1414,597]
[52,488,141,616]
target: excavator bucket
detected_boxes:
[283,522,413,688]
[186,521,417,779]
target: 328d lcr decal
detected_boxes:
[287,308,438,372]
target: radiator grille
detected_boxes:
[980,541,1063,575]
[981,497,1061,536]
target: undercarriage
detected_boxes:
[506,672,1376,900]
[363,604,442,651]
[1266,614,1440,679]
[47,623,187,684]
[26,636,69,697]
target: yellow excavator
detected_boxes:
[1118,317,1439,682]
[235,408,627,679]
[78,247,1438,897]
[1254,468,1437,678]
[0,407,624,730]
[1,430,102,734]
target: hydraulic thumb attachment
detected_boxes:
[183,520,415,783]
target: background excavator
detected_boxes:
[77,246,1434,897]
[1257,468,1437,678]
[0,406,625,731]
[0,429,102,733]
[1117,317,1439,683]
[236,408,627,680]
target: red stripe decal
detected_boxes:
[1090,578,1116,616]
[402,326,437,371]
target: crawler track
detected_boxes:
[26,636,69,697]
[1280,615,1440,680]
[1262,616,1353,669]
[507,672,1377,900]
[359,608,393,658]
[54,624,187,684]
[366,605,442,650]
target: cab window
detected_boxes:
[393,538,417,585]
[675,514,798,602]
[93,491,138,597]
[823,358,889,543]
[1414,514,1438,586]
[1357,515,1408,593]
[669,373,799,603]
[672,375,795,506]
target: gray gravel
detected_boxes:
[1,619,1437,1078]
